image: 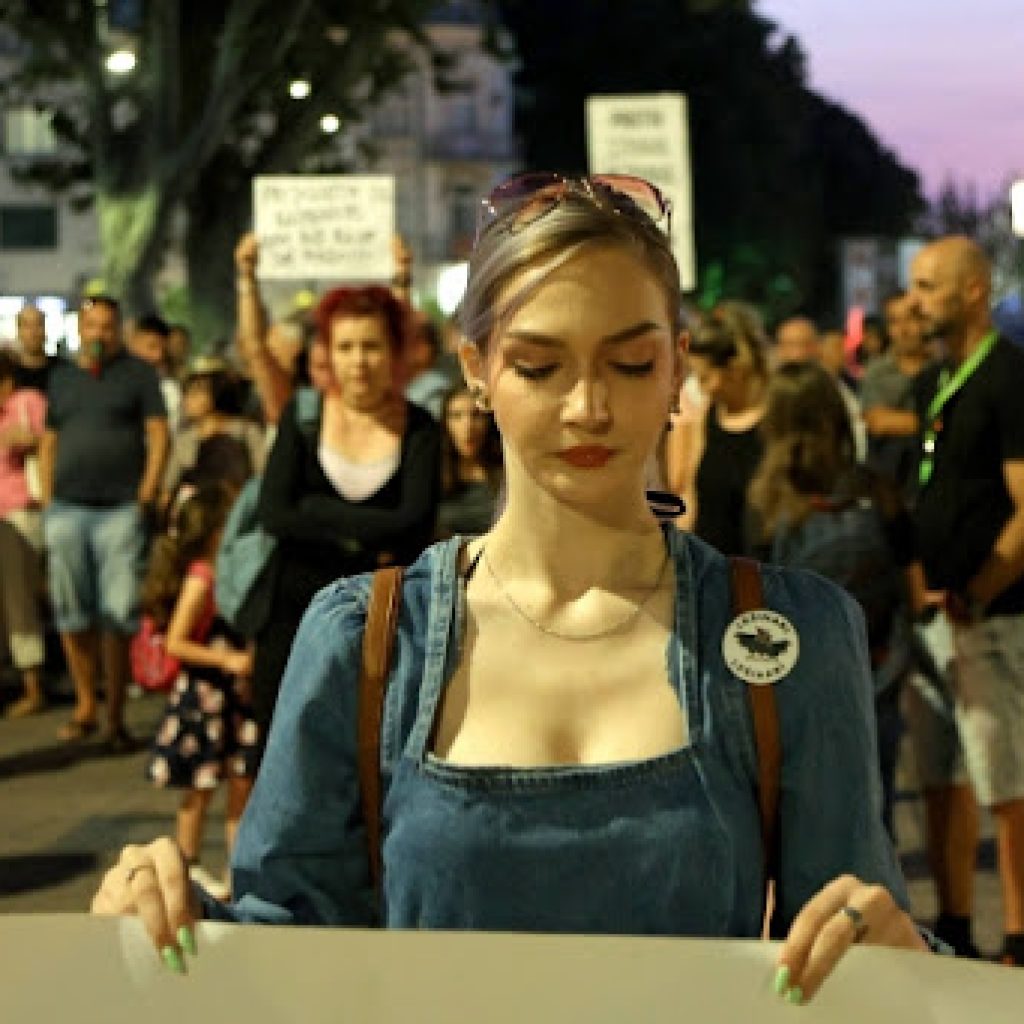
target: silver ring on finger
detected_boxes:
[841,904,869,943]
[126,863,156,885]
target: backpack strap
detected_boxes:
[294,385,322,437]
[357,566,405,902]
[728,556,782,932]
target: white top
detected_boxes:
[319,443,400,502]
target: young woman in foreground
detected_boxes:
[93,173,931,1004]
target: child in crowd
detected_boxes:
[141,483,259,899]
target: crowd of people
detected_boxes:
[2,173,1023,994]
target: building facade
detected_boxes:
[356,1,521,300]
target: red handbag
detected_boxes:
[130,615,182,693]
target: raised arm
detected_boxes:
[234,233,293,426]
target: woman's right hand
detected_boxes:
[234,232,259,278]
[91,838,201,974]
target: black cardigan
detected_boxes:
[257,396,441,578]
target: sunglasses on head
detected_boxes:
[475,172,672,244]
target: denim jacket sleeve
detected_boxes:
[201,576,376,926]
[771,569,910,929]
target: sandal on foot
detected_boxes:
[5,695,46,719]
[58,718,98,742]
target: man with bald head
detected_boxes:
[13,304,53,394]
[909,235,1024,966]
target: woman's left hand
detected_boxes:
[774,874,928,1005]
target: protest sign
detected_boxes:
[1,914,1021,1023]
[586,93,696,291]
[253,175,395,281]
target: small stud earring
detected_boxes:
[471,384,491,412]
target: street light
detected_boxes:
[289,79,312,100]
[105,48,137,74]
[320,114,341,134]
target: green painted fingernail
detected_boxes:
[773,965,791,995]
[177,926,197,956]
[161,945,185,975]
[786,986,804,1006]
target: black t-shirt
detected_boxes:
[912,336,1024,614]
[695,407,763,556]
[47,350,166,505]
[14,358,54,394]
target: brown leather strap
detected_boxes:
[729,557,782,926]
[357,566,404,901]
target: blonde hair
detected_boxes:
[459,193,682,352]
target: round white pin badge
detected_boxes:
[722,609,799,686]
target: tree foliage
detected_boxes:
[497,0,924,323]
[0,0,439,342]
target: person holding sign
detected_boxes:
[93,173,935,1002]
[247,284,440,759]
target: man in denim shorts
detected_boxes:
[39,297,168,752]
[910,236,1024,966]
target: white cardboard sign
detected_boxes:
[253,175,395,281]
[586,93,697,291]
[1,915,1021,1023]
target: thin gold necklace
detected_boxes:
[480,545,672,642]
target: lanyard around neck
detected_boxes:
[919,330,998,486]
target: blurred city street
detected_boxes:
[0,676,1005,958]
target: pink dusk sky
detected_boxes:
[757,0,1024,200]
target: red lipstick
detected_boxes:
[558,446,614,469]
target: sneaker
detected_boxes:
[189,864,231,901]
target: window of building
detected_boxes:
[4,105,57,156]
[0,205,59,250]
[442,83,477,134]
[372,90,412,136]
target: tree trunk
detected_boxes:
[96,187,166,316]
[183,196,249,353]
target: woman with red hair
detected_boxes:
[250,285,440,754]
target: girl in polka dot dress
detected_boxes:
[142,483,259,898]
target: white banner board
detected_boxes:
[586,93,696,291]
[1,915,1021,1023]
[253,175,395,281]
[1012,180,1024,238]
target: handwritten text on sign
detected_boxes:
[586,94,696,291]
[253,176,394,281]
